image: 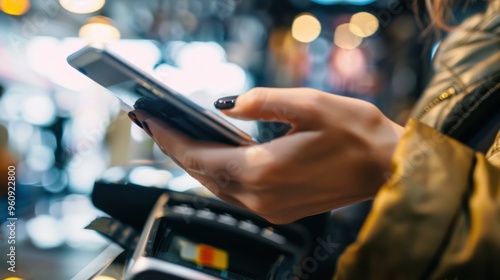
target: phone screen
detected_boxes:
[67,47,256,146]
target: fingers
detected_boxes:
[130,110,254,179]
[131,109,192,149]
[221,87,324,129]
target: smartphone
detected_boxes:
[67,45,257,146]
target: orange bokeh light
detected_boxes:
[0,0,30,16]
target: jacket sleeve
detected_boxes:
[333,119,500,280]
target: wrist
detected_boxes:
[362,110,404,198]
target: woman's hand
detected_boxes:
[130,88,404,224]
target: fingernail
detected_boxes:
[142,121,153,136]
[214,95,238,110]
[128,112,143,128]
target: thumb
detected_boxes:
[218,87,320,128]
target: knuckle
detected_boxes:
[303,90,325,113]
[248,87,269,99]
[293,88,325,121]
[247,88,269,109]
[361,101,383,127]
[308,89,327,106]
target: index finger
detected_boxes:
[222,87,324,129]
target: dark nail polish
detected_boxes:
[214,95,238,110]
[128,112,143,128]
[142,121,152,136]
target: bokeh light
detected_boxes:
[26,144,55,172]
[106,40,161,71]
[67,152,107,194]
[174,42,226,69]
[41,167,68,193]
[308,36,331,62]
[155,41,252,102]
[128,166,173,187]
[59,0,105,14]
[99,166,127,183]
[0,0,30,16]
[167,172,203,192]
[334,23,362,49]
[79,16,120,44]
[350,12,379,37]
[26,215,66,249]
[292,13,322,43]
[22,94,56,126]
[332,47,367,79]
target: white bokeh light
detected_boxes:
[128,166,173,187]
[22,94,57,126]
[26,215,66,249]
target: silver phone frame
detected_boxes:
[67,45,257,146]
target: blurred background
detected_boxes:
[0,0,484,279]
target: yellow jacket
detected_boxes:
[335,120,500,279]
